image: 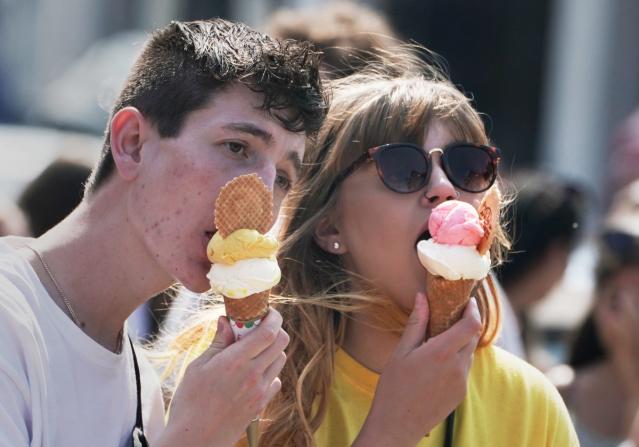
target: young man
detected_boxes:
[0,18,325,446]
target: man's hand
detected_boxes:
[157,309,289,447]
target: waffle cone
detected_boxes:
[476,187,501,255]
[223,289,270,322]
[425,271,475,337]
[214,174,273,237]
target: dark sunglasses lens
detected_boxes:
[377,145,429,192]
[445,146,496,192]
[603,232,639,262]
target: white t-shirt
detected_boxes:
[0,237,165,446]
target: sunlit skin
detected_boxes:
[126,83,305,293]
[336,121,486,311]
[327,120,487,372]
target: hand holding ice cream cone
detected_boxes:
[417,188,500,337]
[206,173,281,447]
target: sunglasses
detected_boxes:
[332,142,501,194]
[601,231,639,264]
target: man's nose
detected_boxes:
[253,164,277,193]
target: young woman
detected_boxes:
[555,182,639,447]
[168,57,578,446]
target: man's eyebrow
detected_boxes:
[222,122,273,144]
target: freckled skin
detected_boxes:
[128,84,304,293]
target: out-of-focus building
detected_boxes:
[1,0,637,201]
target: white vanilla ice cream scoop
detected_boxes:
[417,239,490,281]
[417,200,492,280]
[207,258,281,298]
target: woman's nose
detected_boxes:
[422,154,457,206]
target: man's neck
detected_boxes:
[29,189,172,352]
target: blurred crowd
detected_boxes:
[1,2,638,445]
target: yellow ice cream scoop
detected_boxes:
[207,229,278,264]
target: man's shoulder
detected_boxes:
[0,238,39,318]
[0,238,46,359]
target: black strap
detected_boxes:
[444,410,455,447]
[129,337,149,447]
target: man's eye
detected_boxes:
[275,172,292,192]
[225,142,247,156]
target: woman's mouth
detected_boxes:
[415,230,431,248]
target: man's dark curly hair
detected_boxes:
[86,18,326,193]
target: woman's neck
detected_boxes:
[342,313,402,374]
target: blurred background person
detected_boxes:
[497,171,589,355]
[550,180,639,447]
[17,158,92,237]
[607,107,639,199]
[264,2,401,79]
[0,195,29,237]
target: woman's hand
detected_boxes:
[157,309,290,447]
[354,293,482,447]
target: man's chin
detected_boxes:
[182,280,210,294]
[176,260,213,293]
[177,270,211,294]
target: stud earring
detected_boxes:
[332,241,340,251]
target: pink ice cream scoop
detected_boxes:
[428,200,484,246]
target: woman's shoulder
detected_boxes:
[472,344,552,389]
[469,344,572,417]
[469,344,574,420]
[462,345,579,445]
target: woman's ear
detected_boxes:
[313,213,347,254]
[109,107,150,182]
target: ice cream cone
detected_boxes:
[425,270,475,337]
[223,289,270,323]
[210,173,276,446]
[212,173,275,337]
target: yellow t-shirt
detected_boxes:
[315,346,579,446]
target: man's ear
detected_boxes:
[110,107,150,181]
[313,213,347,254]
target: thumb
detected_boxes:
[394,292,429,358]
[207,316,235,355]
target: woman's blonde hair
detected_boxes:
[260,53,509,445]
